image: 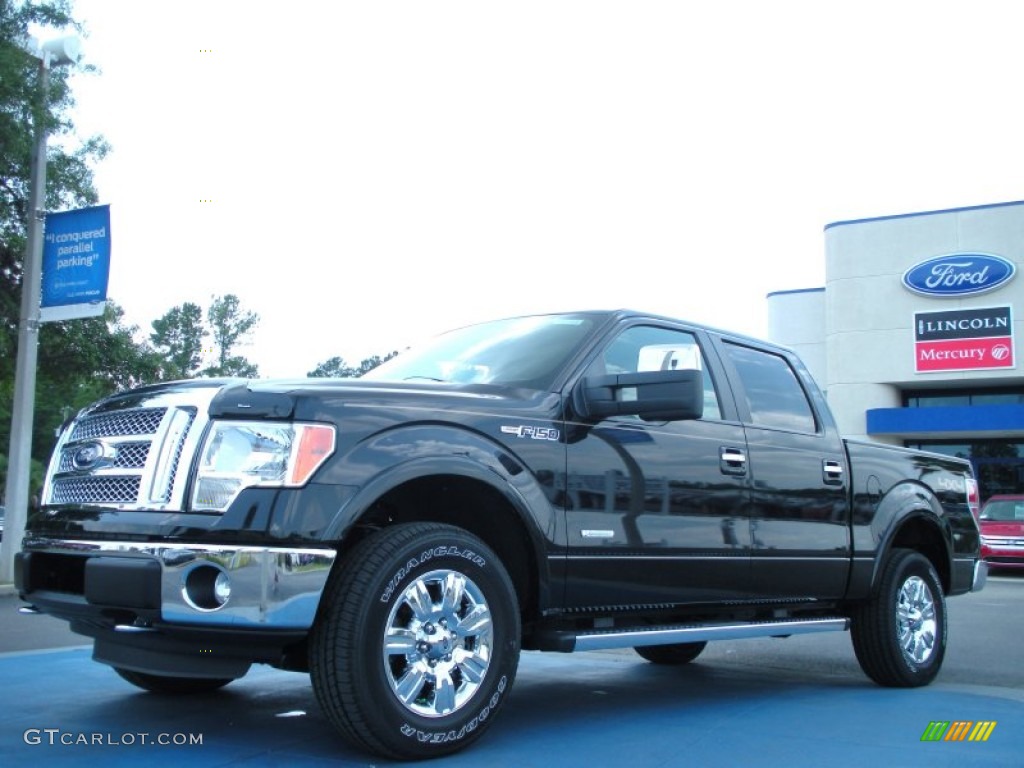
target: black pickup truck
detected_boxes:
[16,310,985,759]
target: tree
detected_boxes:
[1,301,159,495]
[308,351,398,378]
[356,352,398,375]
[145,294,261,381]
[150,302,205,380]
[2,1,109,380]
[204,294,259,377]
[1,1,124,498]
[308,356,356,378]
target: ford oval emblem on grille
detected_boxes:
[902,253,1016,297]
[72,441,106,470]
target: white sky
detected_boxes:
[52,0,1024,377]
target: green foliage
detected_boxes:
[308,351,398,378]
[0,453,45,506]
[0,301,156,492]
[150,301,205,380]
[204,294,259,377]
[214,355,258,378]
[148,294,260,380]
[0,1,121,499]
[1,1,108,353]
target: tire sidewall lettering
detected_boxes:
[380,545,487,603]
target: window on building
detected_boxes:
[904,388,1024,408]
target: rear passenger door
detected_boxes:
[717,340,851,599]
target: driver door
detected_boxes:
[563,323,753,609]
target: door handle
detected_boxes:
[822,460,844,486]
[720,447,747,475]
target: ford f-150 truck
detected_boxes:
[15,310,986,760]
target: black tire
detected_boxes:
[310,523,521,760]
[634,641,707,665]
[114,668,235,694]
[851,548,947,687]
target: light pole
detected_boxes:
[0,35,82,585]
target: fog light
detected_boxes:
[214,571,232,604]
[183,565,231,611]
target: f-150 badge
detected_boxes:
[501,425,560,441]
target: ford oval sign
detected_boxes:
[902,253,1016,297]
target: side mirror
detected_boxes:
[575,369,704,422]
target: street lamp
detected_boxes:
[0,34,83,585]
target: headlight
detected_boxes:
[192,421,336,512]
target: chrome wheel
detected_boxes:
[896,574,936,665]
[852,548,947,687]
[382,569,493,718]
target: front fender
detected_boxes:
[321,423,562,596]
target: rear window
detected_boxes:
[724,343,817,433]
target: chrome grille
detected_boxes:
[50,476,142,504]
[57,441,150,473]
[116,442,151,468]
[158,412,195,503]
[984,536,1024,548]
[70,408,166,440]
[42,388,221,512]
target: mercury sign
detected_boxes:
[902,253,1016,297]
[40,205,111,322]
[914,306,1014,373]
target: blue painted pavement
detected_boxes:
[0,647,1020,767]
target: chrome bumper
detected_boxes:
[20,538,336,630]
[972,558,987,592]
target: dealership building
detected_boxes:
[768,200,1024,503]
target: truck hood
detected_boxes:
[209,378,559,420]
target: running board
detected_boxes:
[539,617,850,653]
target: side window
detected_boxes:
[589,326,722,420]
[724,343,816,433]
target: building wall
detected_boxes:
[769,200,1024,444]
[766,288,826,389]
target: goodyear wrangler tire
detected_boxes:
[851,548,947,687]
[310,522,521,760]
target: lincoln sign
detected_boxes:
[914,306,1014,373]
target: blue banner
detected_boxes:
[41,205,111,316]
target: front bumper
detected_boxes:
[981,539,1024,569]
[16,538,336,630]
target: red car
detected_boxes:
[980,495,1024,569]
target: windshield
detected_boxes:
[362,313,604,390]
[981,499,1024,521]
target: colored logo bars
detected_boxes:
[920,721,997,742]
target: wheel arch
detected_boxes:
[860,479,953,596]
[875,511,952,595]
[325,457,552,623]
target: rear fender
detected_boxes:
[862,480,952,594]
